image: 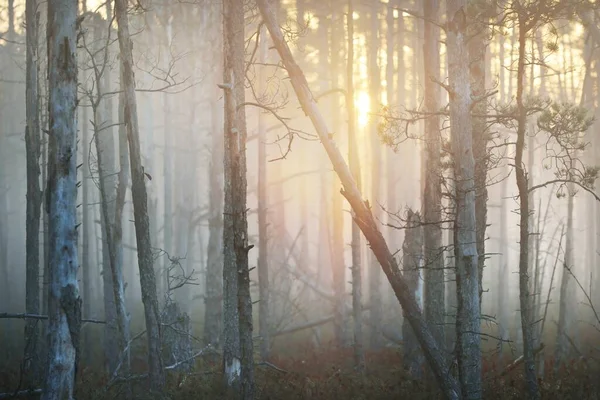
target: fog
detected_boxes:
[1,0,600,398]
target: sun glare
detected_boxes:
[356,91,370,127]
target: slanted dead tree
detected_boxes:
[115,0,165,392]
[256,0,460,398]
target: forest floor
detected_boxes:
[2,336,599,399]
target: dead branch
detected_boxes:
[0,313,105,324]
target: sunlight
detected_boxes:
[356,91,370,127]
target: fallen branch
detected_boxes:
[489,343,545,380]
[0,313,105,324]
[0,389,43,399]
[165,345,212,371]
[256,361,288,373]
[272,315,335,337]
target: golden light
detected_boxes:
[356,91,370,127]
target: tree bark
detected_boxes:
[24,0,43,386]
[514,10,540,399]
[367,2,383,350]
[42,0,81,397]
[257,24,270,362]
[222,0,255,397]
[205,82,224,349]
[256,1,460,398]
[422,0,445,349]
[347,0,365,372]
[402,210,424,377]
[446,2,481,398]
[468,5,488,308]
[114,0,165,391]
[329,3,347,347]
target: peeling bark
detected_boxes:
[43,0,81,397]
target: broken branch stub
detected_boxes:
[255,1,460,399]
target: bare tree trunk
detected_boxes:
[81,93,92,364]
[222,0,255,397]
[329,3,347,347]
[256,1,460,398]
[257,24,270,362]
[24,0,43,386]
[347,0,365,372]
[514,11,540,399]
[446,2,481,398]
[42,0,81,397]
[422,0,445,349]
[114,0,165,391]
[89,13,129,376]
[402,210,424,377]
[204,80,224,349]
[367,2,383,350]
[469,7,488,307]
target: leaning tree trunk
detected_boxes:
[446,2,482,398]
[347,0,365,372]
[222,0,255,397]
[91,13,129,377]
[256,1,460,398]
[422,0,445,349]
[514,11,540,399]
[114,0,165,392]
[24,0,43,386]
[42,0,81,398]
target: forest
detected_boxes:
[1,0,600,399]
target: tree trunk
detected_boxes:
[222,0,255,397]
[24,0,43,386]
[347,0,365,372]
[114,0,165,391]
[514,11,540,399]
[446,2,481,398]
[422,0,445,349]
[402,210,424,377]
[42,0,81,397]
[204,77,224,349]
[91,14,129,376]
[256,1,460,397]
[367,2,383,350]
[468,6,488,307]
[329,3,347,347]
[257,24,270,362]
